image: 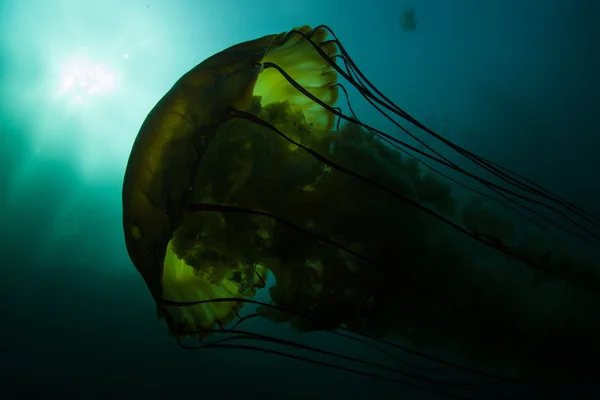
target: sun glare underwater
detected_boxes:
[2,2,599,400]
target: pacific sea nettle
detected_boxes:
[122,25,600,397]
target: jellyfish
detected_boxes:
[122,25,600,398]
[400,8,417,32]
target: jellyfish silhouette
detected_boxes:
[122,25,600,399]
[400,8,417,31]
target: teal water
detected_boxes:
[1,0,599,399]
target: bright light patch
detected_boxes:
[2,0,220,183]
[56,57,117,105]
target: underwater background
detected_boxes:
[1,0,599,399]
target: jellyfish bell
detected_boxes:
[123,24,600,397]
[122,26,339,335]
